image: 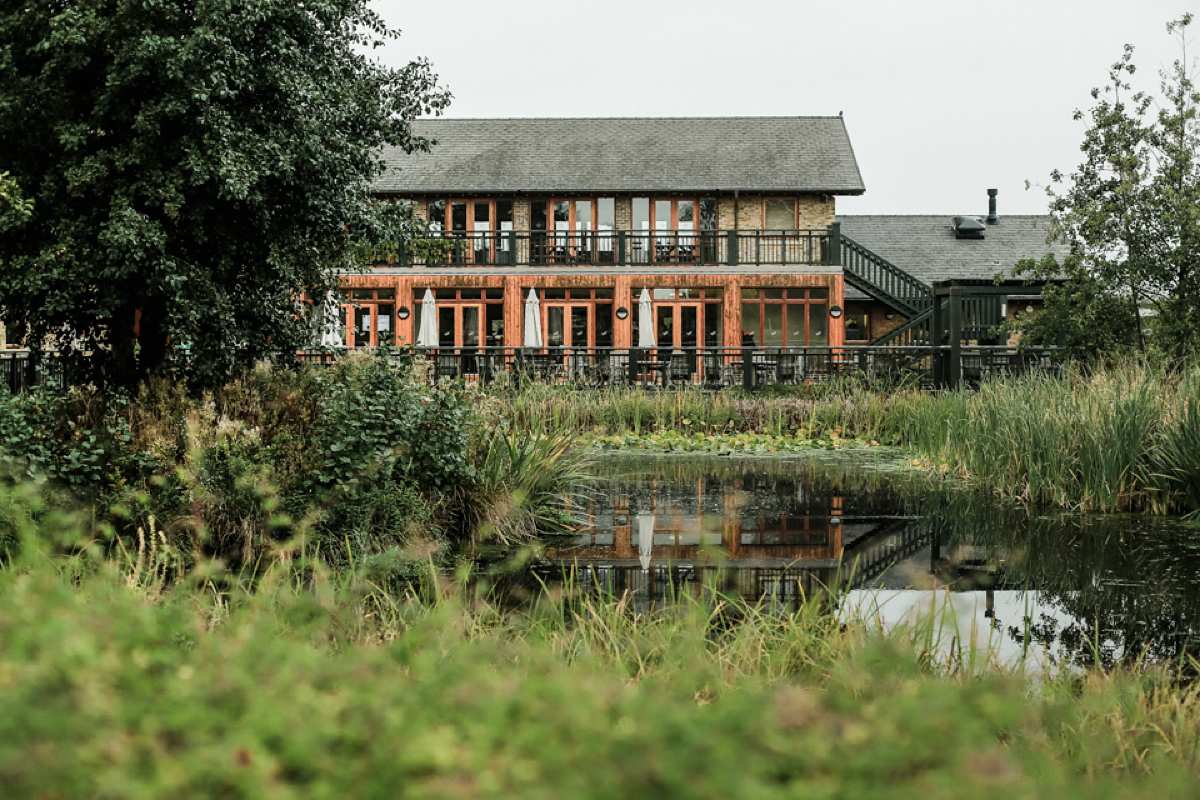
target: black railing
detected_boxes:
[1,350,68,395]
[1,345,1071,396]
[384,229,832,269]
[840,234,933,318]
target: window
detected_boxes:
[424,198,515,264]
[344,288,396,347]
[764,198,796,230]
[740,287,829,348]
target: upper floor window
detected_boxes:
[427,199,514,236]
[632,198,718,232]
[764,198,797,231]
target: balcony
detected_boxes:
[386,228,834,269]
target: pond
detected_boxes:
[540,453,1200,670]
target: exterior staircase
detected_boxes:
[828,223,934,346]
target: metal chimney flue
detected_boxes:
[987,188,998,224]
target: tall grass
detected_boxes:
[905,361,1200,514]
[484,383,926,443]
[4,548,1200,796]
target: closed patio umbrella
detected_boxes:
[417,288,438,348]
[637,512,654,571]
[637,288,655,349]
[318,291,344,347]
[523,288,543,348]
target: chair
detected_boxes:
[668,353,692,387]
[434,352,460,381]
[776,353,800,385]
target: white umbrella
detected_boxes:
[637,512,655,571]
[523,288,543,348]
[637,288,655,349]
[318,291,344,347]
[417,288,438,348]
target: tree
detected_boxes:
[0,0,449,388]
[1017,15,1200,358]
[0,171,32,230]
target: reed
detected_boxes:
[902,360,1200,514]
[5,551,1200,796]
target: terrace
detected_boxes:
[383,228,834,269]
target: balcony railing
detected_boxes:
[386,229,832,269]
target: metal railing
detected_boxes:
[1,345,1071,396]
[1,350,68,395]
[383,229,832,269]
[840,233,932,318]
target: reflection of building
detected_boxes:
[546,472,844,565]
[339,117,862,351]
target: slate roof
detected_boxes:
[372,117,865,195]
[837,215,1068,298]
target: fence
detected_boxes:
[4,345,1069,396]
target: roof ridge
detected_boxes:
[409,115,848,122]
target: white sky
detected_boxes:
[373,1,1196,216]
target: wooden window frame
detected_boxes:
[740,287,829,348]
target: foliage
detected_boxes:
[0,0,449,388]
[904,360,1200,514]
[0,170,31,230]
[4,555,1200,796]
[1018,15,1200,358]
[461,427,592,545]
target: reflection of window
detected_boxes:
[740,287,830,347]
[764,198,796,230]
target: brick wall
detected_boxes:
[797,195,834,229]
[718,198,736,230]
[615,197,632,230]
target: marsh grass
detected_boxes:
[486,383,923,443]
[4,543,1200,797]
[906,361,1200,514]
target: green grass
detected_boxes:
[904,361,1200,514]
[4,549,1200,798]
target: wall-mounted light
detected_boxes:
[1025,304,1034,314]
[884,312,896,320]
[829,516,842,526]
[615,306,629,320]
[397,306,410,320]
[829,305,843,319]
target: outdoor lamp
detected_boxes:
[615,306,629,320]
[829,305,843,319]
[397,307,410,320]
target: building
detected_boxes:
[839,210,1070,345]
[334,116,1065,369]
[338,116,866,356]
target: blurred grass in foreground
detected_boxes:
[3,545,1200,798]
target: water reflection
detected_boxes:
[541,454,1200,669]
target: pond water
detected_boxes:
[541,453,1200,670]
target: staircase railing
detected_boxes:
[870,307,933,347]
[839,231,933,319]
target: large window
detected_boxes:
[413,287,504,349]
[530,198,616,265]
[537,288,614,348]
[630,287,723,349]
[740,288,829,348]
[426,199,513,264]
[631,198,718,264]
[347,288,396,347]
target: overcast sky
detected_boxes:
[373,1,1195,217]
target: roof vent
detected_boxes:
[952,216,986,239]
[987,188,998,224]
